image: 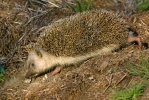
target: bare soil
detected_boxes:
[0,0,149,100]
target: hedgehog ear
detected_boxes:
[26,48,32,53]
[35,48,43,58]
[25,43,35,53]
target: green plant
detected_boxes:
[0,74,4,82]
[124,54,149,78]
[135,0,149,12]
[110,81,148,100]
[66,0,93,12]
[106,68,114,75]
[0,64,5,82]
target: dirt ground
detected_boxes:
[0,0,149,100]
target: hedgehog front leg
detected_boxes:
[51,66,61,76]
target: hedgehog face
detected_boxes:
[25,51,39,78]
[25,48,57,79]
[25,50,45,79]
[25,61,37,79]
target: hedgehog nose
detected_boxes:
[25,73,30,79]
[25,71,34,79]
[128,35,142,49]
[128,30,138,37]
[127,28,142,49]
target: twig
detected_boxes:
[24,10,50,26]
[32,0,60,8]
[115,72,128,86]
[46,1,60,8]
[101,74,113,95]
[65,0,76,5]
[30,0,47,6]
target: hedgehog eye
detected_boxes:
[30,63,35,68]
[31,63,34,67]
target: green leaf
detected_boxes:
[136,0,149,12]
[66,0,93,12]
[76,0,83,12]
[66,3,76,12]
[0,64,5,74]
[0,64,5,82]
[124,53,149,78]
[110,81,148,100]
[86,0,92,11]
[0,74,3,82]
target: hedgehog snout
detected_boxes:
[128,30,142,49]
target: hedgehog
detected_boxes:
[25,9,141,79]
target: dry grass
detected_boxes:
[0,0,149,100]
[0,0,74,66]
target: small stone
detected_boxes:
[24,79,32,83]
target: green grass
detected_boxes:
[124,54,149,78]
[66,0,93,12]
[111,54,149,99]
[110,81,148,100]
[0,64,5,82]
[135,0,149,12]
